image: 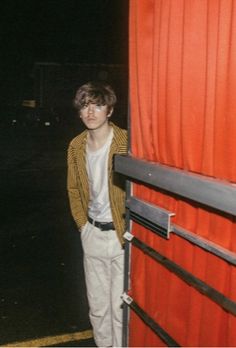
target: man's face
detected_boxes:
[80,103,112,130]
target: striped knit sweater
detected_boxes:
[67,122,128,245]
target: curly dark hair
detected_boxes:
[73,81,117,113]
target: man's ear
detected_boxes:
[107,107,113,118]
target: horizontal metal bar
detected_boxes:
[126,197,175,239]
[172,224,236,266]
[122,293,180,347]
[126,198,236,265]
[124,233,236,317]
[114,155,236,216]
[130,212,169,239]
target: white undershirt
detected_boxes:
[86,129,113,222]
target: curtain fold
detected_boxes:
[129,0,236,346]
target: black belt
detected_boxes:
[88,216,115,231]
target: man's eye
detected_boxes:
[95,105,102,111]
[81,104,104,111]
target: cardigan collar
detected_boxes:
[78,122,122,150]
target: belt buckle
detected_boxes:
[100,222,109,231]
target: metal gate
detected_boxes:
[115,1,236,346]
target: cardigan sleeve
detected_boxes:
[67,144,88,230]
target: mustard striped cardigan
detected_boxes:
[67,122,128,244]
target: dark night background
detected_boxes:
[0,0,128,107]
[0,1,128,346]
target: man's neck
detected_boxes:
[87,123,112,151]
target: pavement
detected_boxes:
[0,124,96,347]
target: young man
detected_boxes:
[67,81,128,347]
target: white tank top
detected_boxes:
[86,129,113,222]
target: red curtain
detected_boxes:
[129,0,236,346]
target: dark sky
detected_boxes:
[0,0,128,105]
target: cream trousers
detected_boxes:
[81,221,124,347]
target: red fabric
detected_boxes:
[129,0,236,346]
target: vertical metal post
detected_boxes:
[122,180,131,347]
[122,91,132,347]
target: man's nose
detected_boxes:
[88,104,95,113]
